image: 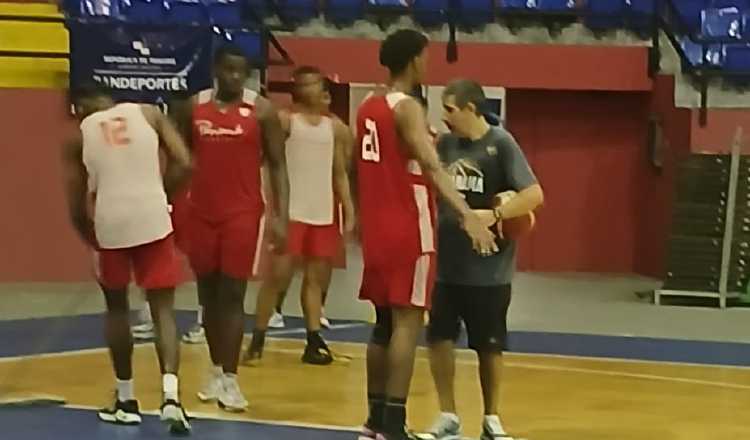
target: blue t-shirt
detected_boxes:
[437,126,537,286]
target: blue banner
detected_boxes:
[68,21,214,104]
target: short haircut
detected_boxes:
[70,82,111,104]
[443,79,486,115]
[379,29,428,76]
[292,65,322,78]
[214,44,248,65]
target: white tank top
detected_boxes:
[285,113,335,225]
[81,103,172,249]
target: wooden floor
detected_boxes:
[1,338,749,439]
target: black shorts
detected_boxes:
[426,282,511,353]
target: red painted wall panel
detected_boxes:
[270,37,652,92]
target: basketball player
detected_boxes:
[244,66,355,365]
[421,79,544,440]
[172,44,288,412]
[63,83,191,434]
[355,30,498,440]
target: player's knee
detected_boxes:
[370,307,393,347]
[102,289,129,313]
[471,339,506,355]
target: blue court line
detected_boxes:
[1,312,749,367]
[0,406,353,440]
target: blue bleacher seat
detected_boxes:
[710,0,750,9]
[220,29,263,61]
[538,0,575,11]
[680,36,704,65]
[673,0,709,33]
[412,0,447,26]
[165,0,209,24]
[369,0,408,5]
[461,0,494,26]
[279,0,318,24]
[245,0,271,19]
[206,0,243,26]
[82,0,122,18]
[628,0,654,29]
[326,0,364,25]
[121,0,166,23]
[702,7,743,38]
[723,44,750,72]
[500,0,531,9]
[585,0,624,29]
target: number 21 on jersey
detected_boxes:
[361,118,381,163]
[100,117,130,147]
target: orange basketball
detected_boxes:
[493,191,536,240]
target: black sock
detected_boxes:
[383,397,407,435]
[306,330,322,346]
[366,393,386,430]
[251,329,266,348]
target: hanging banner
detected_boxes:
[67,21,214,104]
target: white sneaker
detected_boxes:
[417,412,462,440]
[160,399,191,435]
[196,368,223,402]
[131,322,155,340]
[182,324,206,344]
[480,415,513,440]
[268,312,285,329]
[320,316,331,329]
[218,375,248,412]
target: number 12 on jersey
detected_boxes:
[361,118,381,163]
[100,117,130,147]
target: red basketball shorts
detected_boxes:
[94,234,180,290]
[187,211,265,279]
[359,253,437,310]
[286,219,342,259]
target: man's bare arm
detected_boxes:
[256,96,289,238]
[142,105,193,197]
[61,136,94,244]
[394,97,498,254]
[333,118,356,233]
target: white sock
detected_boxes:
[210,365,223,378]
[223,372,238,385]
[116,379,134,402]
[441,412,460,423]
[162,374,179,402]
[196,306,203,326]
[484,415,506,434]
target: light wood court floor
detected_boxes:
[1,338,749,440]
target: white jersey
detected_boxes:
[81,103,172,249]
[285,113,335,225]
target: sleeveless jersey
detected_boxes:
[81,103,172,249]
[190,88,264,221]
[286,113,335,225]
[355,92,436,266]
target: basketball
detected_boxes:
[494,191,536,240]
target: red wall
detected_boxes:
[0,89,91,282]
[691,109,750,153]
[271,37,652,92]
[507,89,654,273]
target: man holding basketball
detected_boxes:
[422,79,543,440]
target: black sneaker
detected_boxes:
[301,337,333,365]
[242,330,265,366]
[160,399,191,436]
[98,397,142,425]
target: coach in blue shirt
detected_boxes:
[423,79,544,440]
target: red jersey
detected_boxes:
[190,88,264,221]
[356,92,436,266]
